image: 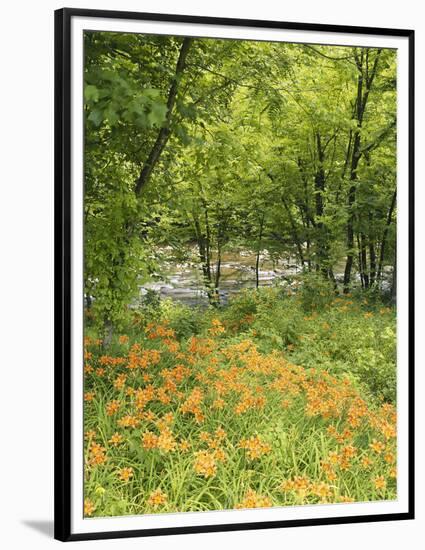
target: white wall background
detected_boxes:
[0,0,422,548]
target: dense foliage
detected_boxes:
[83,32,398,516]
[83,289,396,517]
[84,32,397,329]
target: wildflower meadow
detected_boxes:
[83,288,396,517]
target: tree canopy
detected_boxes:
[83,31,397,332]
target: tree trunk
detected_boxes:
[135,38,192,195]
[343,123,362,291]
[391,238,397,304]
[343,48,381,292]
[357,234,364,288]
[377,187,397,283]
[369,237,377,287]
[360,233,369,288]
[214,245,222,304]
[281,196,305,267]
[267,171,305,267]
[255,214,265,288]
[314,133,329,277]
[193,217,213,294]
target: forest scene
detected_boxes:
[83,31,398,518]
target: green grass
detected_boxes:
[83,287,397,517]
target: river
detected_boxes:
[140,248,301,307]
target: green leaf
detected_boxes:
[104,106,119,125]
[84,85,99,103]
[147,102,167,127]
[87,109,103,127]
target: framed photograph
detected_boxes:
[54,7,414,542]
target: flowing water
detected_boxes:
[138,247,394,307]
[140,248,301,307]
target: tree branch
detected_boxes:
[135,37,192,196]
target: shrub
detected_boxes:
[252,292,302,351]
[222,289,260,332]
[159,299,207,340]
[297,272,334,312]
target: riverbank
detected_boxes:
[139,247,394,307]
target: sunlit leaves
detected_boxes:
[83,30,397,329]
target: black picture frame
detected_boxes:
[54,7,415,542]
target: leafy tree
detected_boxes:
[83,33,397,333]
